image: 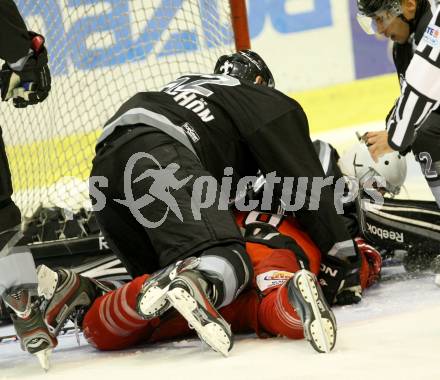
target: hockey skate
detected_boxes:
[37,265,113,336]
[287,269,337,353]
[136,257,200,319]
[2,287,57,371]
[166,270,233,357]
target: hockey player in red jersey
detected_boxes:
[36,210,381,357]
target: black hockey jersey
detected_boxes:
[0,0,31,63]
[313,140,359,237]
[101,74,324,195]
[387,0,440,151]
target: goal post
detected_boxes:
[2,0,251,219]
[230,0,251,51]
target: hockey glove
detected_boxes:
[318,253,362,306]
[356,237,382,288]
[0,32,51,108]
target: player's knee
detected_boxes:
[199,243,253,308]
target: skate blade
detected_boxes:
[37,265,59,300]
[167,287,231,357]
[36,348,52,371]
[295,270,336,353]
[138,285,170,319]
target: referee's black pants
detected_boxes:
[412,112,440,208]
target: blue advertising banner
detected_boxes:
[349,0,395,79]
[16,0,233,75]
[15,1,400,89]
[247,0,333,37]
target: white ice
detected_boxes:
[1,124,439,379]
[1,266,439,380]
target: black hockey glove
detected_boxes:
[318,254,362,306]
[0,32,51,108]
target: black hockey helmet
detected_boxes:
[356,0,412,35]
[357,0,401,17]
[214,50,275,88]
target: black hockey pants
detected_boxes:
[412,112,440,208]
[0,126,20,231]
[90,126,252,307]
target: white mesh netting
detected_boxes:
[1,0,236,216]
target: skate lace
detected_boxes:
[9,289,25,300]
[39,296,49,311]
[73,313,81,346]
[69,307,89,346]
[42,302,86,345]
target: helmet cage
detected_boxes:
[357,0,403,35]
[355,165,401,197]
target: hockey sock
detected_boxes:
[199,243,253,308]
[218,289,260,335]
[83,274,159,350]
[258,285,304,340]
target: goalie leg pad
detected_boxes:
[359,197,440,258]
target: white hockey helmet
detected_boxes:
[339,141,407,196]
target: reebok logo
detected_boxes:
[98,236,109,250]
[366,223,404,243]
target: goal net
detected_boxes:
[2,0,243,218]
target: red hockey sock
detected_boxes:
[83,274,159,350]
[219,289,260,335]
[258,285,304,340]
[149,289,261,342]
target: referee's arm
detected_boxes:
[387,7,440,151]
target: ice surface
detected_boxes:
[1,266,439,380]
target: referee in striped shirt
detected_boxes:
[357,0,440,207]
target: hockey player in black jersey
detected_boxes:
[89,50,363,354]
[0,0,53,370]
[357,0,440,208]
